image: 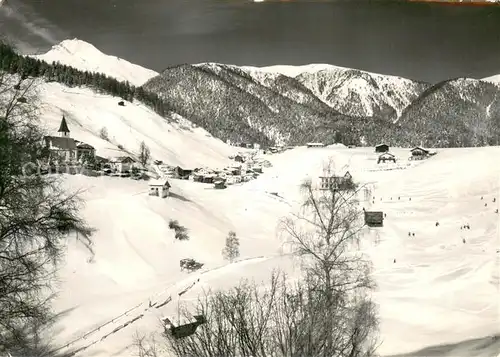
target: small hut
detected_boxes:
[375,144,389,153]
[364,211,384,227]
[162,315,207,339]
[214,180,227,189]
[149,178,171,198]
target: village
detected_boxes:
[31,114,500,354]
[41,116,439,203]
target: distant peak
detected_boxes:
[50,38,102,56]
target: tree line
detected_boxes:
[0,41,168,117]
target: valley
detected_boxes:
[0,38,499,357]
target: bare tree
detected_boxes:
[0,70,94,354]
[222,230,240,263]
[279,175,378,356]
[150,160,379,357]
[139,141,151,167]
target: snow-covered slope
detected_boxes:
[38,81,234,168]
[32,39,158,86]
[45,145,500,357]
[241,63,428,119]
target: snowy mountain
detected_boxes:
[482,73,500,85]
[242,63,428,119]
[144,63,500,148]
[30,39,500,148]
[31,39,158,86]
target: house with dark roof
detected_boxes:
[364,211,384,227]
[375,144,389,153]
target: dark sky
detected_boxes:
[1,0,500,83]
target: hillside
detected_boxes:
[396,78,500,147]
[37,80,234,168]
[142,62,429,146]
[143,63,350,146]
[145,62,500,148]
[32,39,159,87]
[44,146,500,357]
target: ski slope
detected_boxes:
[46,146,500,357]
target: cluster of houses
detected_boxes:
[375,144,435,164]
[153,152,272,192]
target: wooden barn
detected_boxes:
[174,166,193,179]
[364,211,384,227]
[375,144,389,153]
[409,147,430,160]
[377,152,396,164]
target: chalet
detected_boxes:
[364,211,384,227]
[410,147,430,160]
[109,156,135,172]
[173,166,193,179]
[149,178,171,198]
[377,152,396,164]
[375,144,389,153]
[307,142,325,148]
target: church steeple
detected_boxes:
[58,115,70,137]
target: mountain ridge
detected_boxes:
[26,38,500,148]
